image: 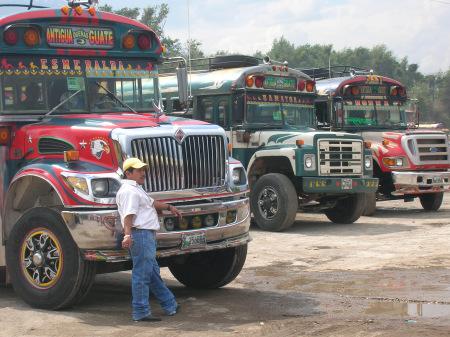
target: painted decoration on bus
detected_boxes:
[0,57,157,78]
[46,26,114,49]
[263,76,297,91]
[344,85,388,100]
[247,93,314,105]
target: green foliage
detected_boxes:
[98,3,182,57]
[260,37,449,126]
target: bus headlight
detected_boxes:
[64,176,89,195]
[91,178,121,198]
[232,167,246,185]
[304,154,316,171]
[364,155,373,169]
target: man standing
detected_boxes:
[116,158,181,322]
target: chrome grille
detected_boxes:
[318,139,363,176]
[406,135,449,164]
[131,136,226,192]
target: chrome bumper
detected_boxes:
[61,198,251,261]
[391,171,450,195]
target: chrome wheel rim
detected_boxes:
[257,187,279,220]
[21,229,63,289]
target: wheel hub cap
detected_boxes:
[21,229,63,289]
[258,187,279,220]
[32,252,44,267]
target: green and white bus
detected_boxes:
[160,55,378,231]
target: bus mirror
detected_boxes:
[176,64,189,107]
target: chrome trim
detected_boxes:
[131,135,227,192]
[61,197,250,250]
[391,171,450,196]
[317,138,363,176]
[402,134,450,166]
[82,232,251,262]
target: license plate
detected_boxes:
[181,232,206,250]
[433,176,443,184]
[341,178,353,190]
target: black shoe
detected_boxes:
[133,315,162,322]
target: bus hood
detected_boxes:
[250,130,363,148]
[15,113,219,171]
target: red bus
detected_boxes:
[0,1,250,309]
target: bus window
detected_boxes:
[218,99,229,127]
[141,78,157,109]
[232,94,244,125]
[198,99,214,123]
[1,77,45,112]
[344,104,375,126]
[116,80,138,107]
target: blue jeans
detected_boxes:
[130,229,177,320]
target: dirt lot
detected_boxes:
[1,195,450,337]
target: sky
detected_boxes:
[1,0,449,74]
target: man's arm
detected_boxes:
[154,201,182,219]
[122,214,134,249]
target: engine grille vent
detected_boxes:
[38,138,74,154]
[131,135,226,192]
[406,135,449,165]
[318,139,363,176]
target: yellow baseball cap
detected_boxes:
[123,158,148,172]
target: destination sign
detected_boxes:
[358,85,387,95]
[46,26,114,49]
[263,76,297,91]
[247,93,314,105]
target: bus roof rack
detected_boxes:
[300,65,372,80]
[160,55,262,74]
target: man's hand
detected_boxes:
[122,234,132,249]
[168,205,183,220]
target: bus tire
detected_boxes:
[250,173,298,232]
[168,244,247,289]
[5,207,96,310]
[325,193,366,224]
[419,192,444,211]
[363,192,377,216]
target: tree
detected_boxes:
[98,3,184,57]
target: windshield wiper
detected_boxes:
[41,89,83,120]
[94,82,137,113]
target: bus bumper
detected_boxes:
[391,171,450,196]
[302,177,379,193]
[61,198,251,262]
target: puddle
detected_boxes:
[366,302,450,318]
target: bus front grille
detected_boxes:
[406,135,449,164]
[318,139,363,176]
[131,136,226,192]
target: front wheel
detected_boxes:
[5,207,96,310]
[325,193,367,224]
[168,244,247,289]
[250,173,298,232]
[419,192,444,211]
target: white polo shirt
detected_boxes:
[116,179,160,231]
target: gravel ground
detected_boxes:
[1,195,450,337]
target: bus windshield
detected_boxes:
[245,93,315,128]
[343,101,408,129]
[0,57,159,115]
